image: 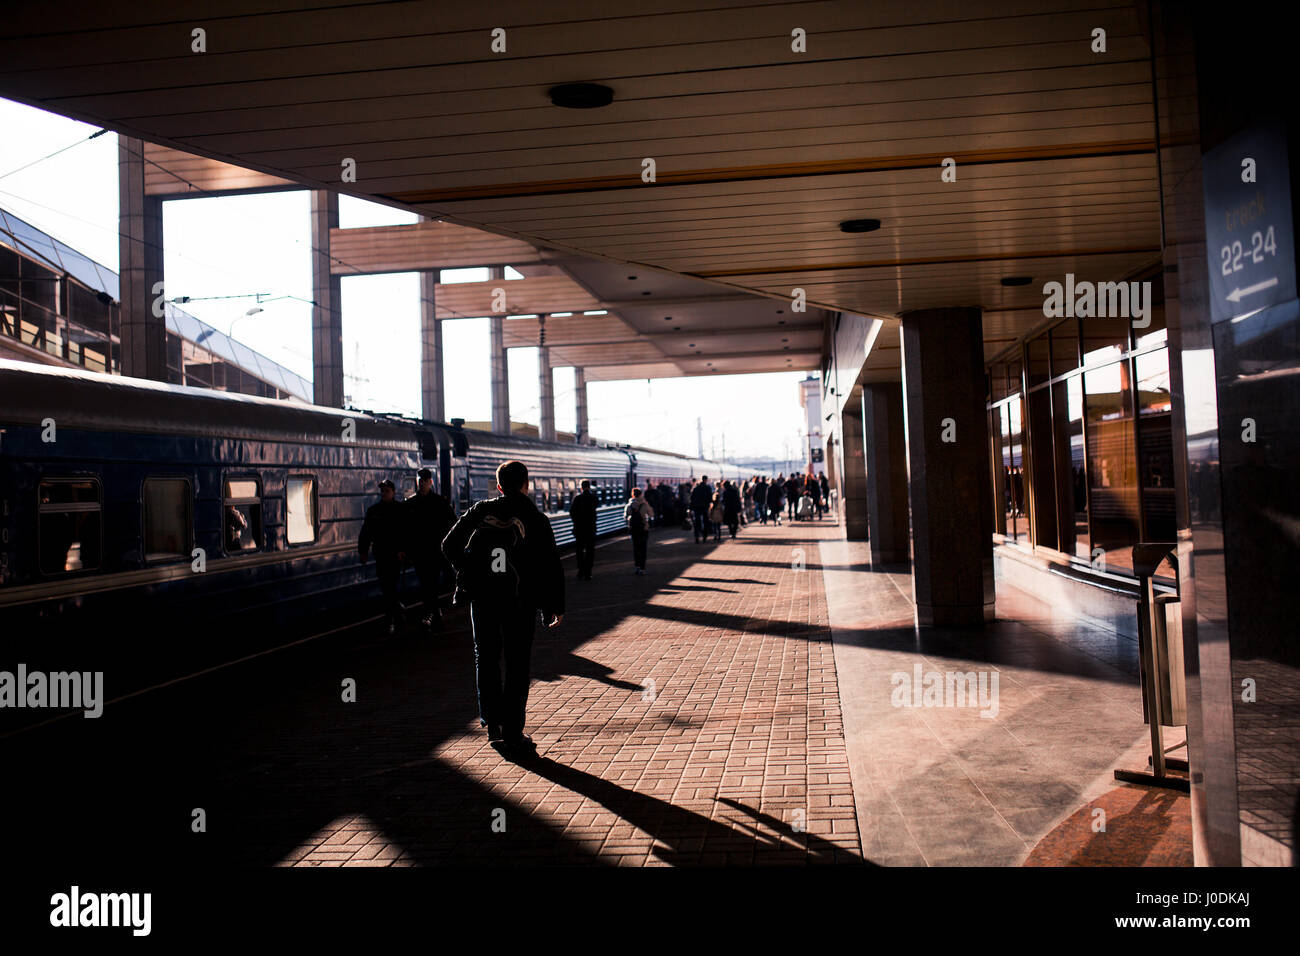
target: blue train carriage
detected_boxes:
[0,360,441,681]
[457,427,632,546]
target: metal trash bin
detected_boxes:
[1115,542,1189,791]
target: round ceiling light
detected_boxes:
[839,218,881,233]
[550,83,614,109]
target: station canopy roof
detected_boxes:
[0,0,1162,380]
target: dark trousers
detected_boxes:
[692,509,708,541]
[756,501,767,523]
[412,558,443,625]
[575,533,596,578]
[375,557,403,624]
[469,600,538,736]
[630,524,648,569]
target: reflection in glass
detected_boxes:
[1027,334,1050,387]
[286,477,316,544]
[38,480,102,574]
[1051,318,1080,377]
[143,478,191,561]
[1081,314,1130,367]
[1136,348,1176,543]
[1083,362,1138,573]
[1005,396,1029,545]
[1052,375,1090,558]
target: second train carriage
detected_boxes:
[0,358,759,697]
[0,359,750,688]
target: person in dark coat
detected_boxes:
[766,476,785,526]
[569,479,598,580]
[819,473,831,517]
[689,476,714,543]
[442,460,564,757]
[359,479,407,635]
[405,467,456,631]
[784,474,801,519]
[722,480,742,538]
[754,476,768,524]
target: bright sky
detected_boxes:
[0,98,812,460]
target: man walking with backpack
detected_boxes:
[623,486,654,574]
[442,460,564,757]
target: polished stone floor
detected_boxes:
[820,538,1192,866]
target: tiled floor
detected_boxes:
[4,516,1192,867]
[85,517,858,867]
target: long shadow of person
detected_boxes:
[507,753,869,866]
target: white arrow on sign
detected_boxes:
[1226,276,1279,303]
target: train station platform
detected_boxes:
[5,516,1191,869]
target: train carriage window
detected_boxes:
[223,477,262,553]
[143,478,192,562]
[38,479,102,574]
[286,476,317,545]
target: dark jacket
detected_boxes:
[442,492,564,617]
[819,475,830,497]
[723,484,741,520]
[784,477,800,501]
[766,482,785,509]
[405,489,456,562]
[690,482,713,513]
[359,498,405,562]
[569,490,598,538]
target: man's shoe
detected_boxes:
[505,734,536,753]
[487,723,504,742]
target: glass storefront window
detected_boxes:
[1027,334,1051,387]
[1005,396,1029,546]
[1083,361,1138,574]
[1051,318,1080,376]
[1027,385,1057,548]
[1081,314,1131,367]
[1136,348,1176,543]
[1134,302,1168,351]
[1052,375,1090,559]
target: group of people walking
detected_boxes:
[587,470,834,576]
[746,471,832,525]
[357,467,457,637]
[359,460,564,758]
[357,461,833,761]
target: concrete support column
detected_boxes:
[309,190,344,407]
[839,390,869,541]
[117,136,166,381]
[488,266,509,434]
[862,382,910,564]
[537,336,556,442]
[900,307,995,626]
[574,368,589,444]
[419,267,443,421]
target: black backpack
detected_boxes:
[460,512,530,602]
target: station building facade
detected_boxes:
[823,3,1298,867]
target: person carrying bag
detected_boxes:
[624,487,654,575]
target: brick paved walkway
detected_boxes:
[206,517,862,867]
